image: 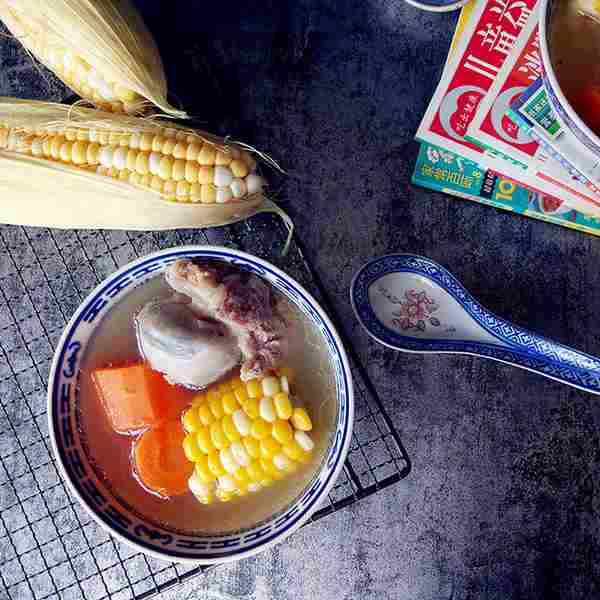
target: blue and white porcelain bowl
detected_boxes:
[47,246,354,564]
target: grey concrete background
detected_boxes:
[2,0,600,598]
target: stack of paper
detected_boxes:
[413,0,600,237]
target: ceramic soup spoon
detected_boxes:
[350,254,600,394]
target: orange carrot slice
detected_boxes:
[133,421,193,498]
[92,362,192,433]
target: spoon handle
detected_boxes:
[474,318,600,395]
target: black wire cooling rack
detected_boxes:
[0,215,411,600]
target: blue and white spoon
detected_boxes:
[350,254,600,395]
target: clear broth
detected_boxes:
[78,270,338,535]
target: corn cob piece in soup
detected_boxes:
[79,262,337,534]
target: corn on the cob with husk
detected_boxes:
[182,370,315,504]
[0,0,184,116]
[0,98,292,234]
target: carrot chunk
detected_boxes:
[133,421,193,497]
[92,362,192,433]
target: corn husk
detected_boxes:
[0,99,292,248]
[0,0,185,117]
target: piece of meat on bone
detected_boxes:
[135,298,241,389]
[165,259,289,381]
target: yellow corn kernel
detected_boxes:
[236,480,249,496]
[42,138,52,157]
[163,179,176,198]
[124,148,136,170]
[242,436,260,459]
[291,407,313,431]
[246,460,265,482]
[260,457,279,478]
[282,440,304,461]
[197,165,214,184]
[182,407,200,433]
[260,436,281,459]
[186,142,201,161]
[217,382,231,394]
[232,410,251,437]
[197,403,214,426]
[151,175,164,191]
[192,393,206,407]
[234,386,249,404]
[190,183,202,203]
[135,151,149,174]
[151,135,165,152]
[294,430,315,453]
[198,144,216,165]
[50,136,63,159]
[172,141,187,159]
[195,456,217,483]
[234,467,250,484]
[273,392,292,420]
[172,159,186,181]
[215,149,232,165]
[273,452,296,473]
[87,142,100,164]
[71,141,87,165]
[250,418,271,440]
[176,181,190,199]
[262,376,281,397]
[222,393,239,415]
[196,427,215,454]
[230,159,249,178]
[272,419,294,446]
[183,433,203,462]
[208,392,224,418]
[222,415,241,442]
[207,450,226,477]
[139,133,153,151]
[201,184,217,204]
[159,155,173,179]
[210,421,228,450]
[59,141,72,162]
[197,494,214,505]
[259,397,276,422]
[296,450,311,464]
[218,473,237,493]
[279,375,290,394]
[246,379,261,398]
[243,397,259,419]
[219,448,240,476]
[216,489,235,502]
[185,161,199,183]
[162,137,176,155]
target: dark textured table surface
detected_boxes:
[2,1,600,599]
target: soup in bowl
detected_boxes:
[48,246,353,563]
[541,0,600,155]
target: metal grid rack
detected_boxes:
[0,216,411,600]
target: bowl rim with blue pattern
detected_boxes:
[47,245,354,564]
